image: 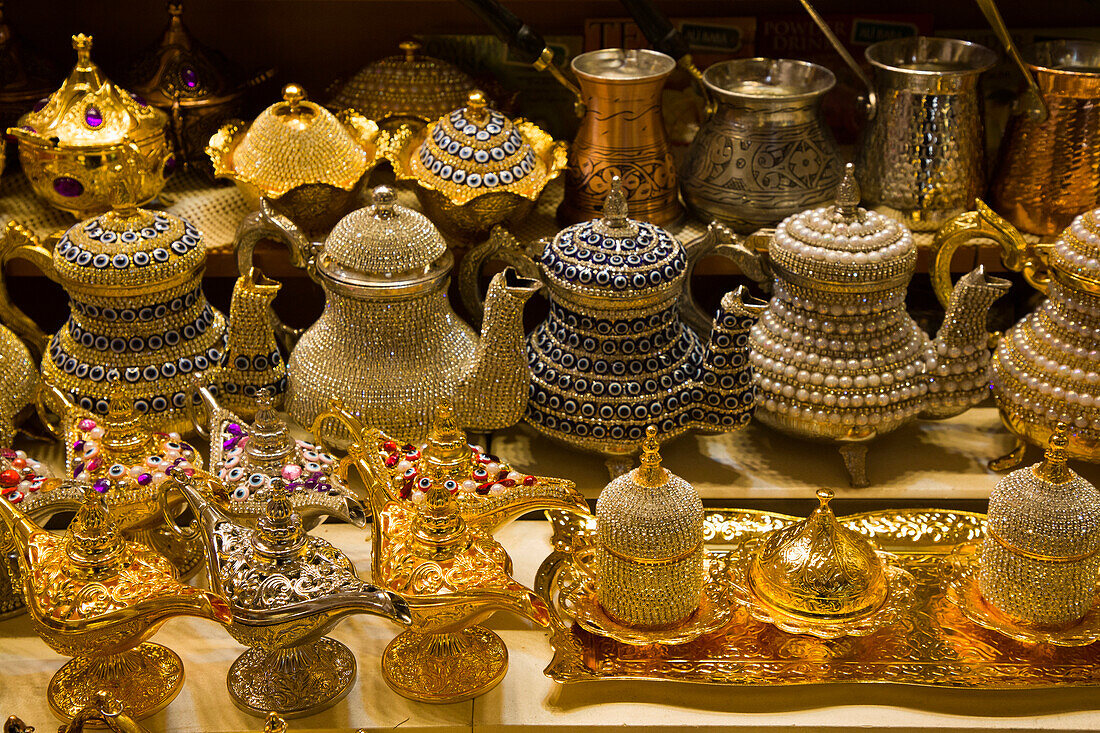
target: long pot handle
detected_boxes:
[931,200,1048,310]
[458,226,542,329]
[975,0,1048,122]
[0,222,60,361]
[798,0,877,119]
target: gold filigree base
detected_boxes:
[47,643,184,722]
[129,525,206,581]
[946,542,1100,647]
[227,637,357,718]
[381,626,508,703]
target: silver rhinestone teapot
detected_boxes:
[731,164,1010,485]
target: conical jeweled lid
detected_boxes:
[318,185,448,280]
[251,479,307,559]
[541,176,686,300]
[769,164,915,291]
[0,1,56,123]
[65,481,130,573]
[243,391,295,472]
[749,489,888,619]
[410,91,557,205]
[12,34,168,148]
[1050,208,1100,289]
[327,40,478,125]
[125,2,246,109]
[99,381,157,459]
[218,83,379,197]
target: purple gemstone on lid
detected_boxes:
[130,92,147,107]
[72,461,84,478]
[33,98,49,112]
[226,423,244,436]
[85,105,103,127]
[163,155,176,178]
[53,176,84,198]
[223,436,239,451]
[73,439,85,452]
[181,66,198,89]
[93,479,110,493]
[137,473,152,486]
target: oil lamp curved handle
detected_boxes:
[931,200,1046,309]
[458,226,542,329]
[0,221,60,360]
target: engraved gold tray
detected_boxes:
[536,508,1100,688]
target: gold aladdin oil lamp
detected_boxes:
[126,2,273,169]
[934,204,1100,469]
[389,91,566,241]
[186,385,366,528]
[728,489,915,638]
[0,481,233,721]
[168,470,412,717]
[327,40,479,129]
[0,449,50,620]
[7,34,172,218]
[207,83,383,236]
[28,380,206,578]
[316,401,588,702]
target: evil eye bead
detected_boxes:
[231,485,250,501]
[304,461,322,474]
[443,479,458,493]
[318,452,335,465]
[416,476,432,491]
[165,441,182,452]
[302,448,319,462]
[145,455,166,469]
[247,473,266,488]
[472,466,488,480]
[402,467,417,480]
[226,466,245,482]
[107,463,127,478]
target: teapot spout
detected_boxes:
[219,267,286,418]
[923,266,1011,419]
[690,286,766,431]
[455,267,541,432]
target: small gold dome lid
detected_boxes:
[327,40,478,125]
[318,185,448,280]
[12,34,168,149]
[1050,208,1100,288]
[209,83,380,198]
[407,91,564,206]
[749,489,888,620]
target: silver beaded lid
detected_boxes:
[540,177,686,297]
[319,185,447,278]
[1051,208,1100,285]
[769,163,915,290]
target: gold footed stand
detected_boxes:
[47,643,185,721]
[227,638,357,718]
[382,627,508,703]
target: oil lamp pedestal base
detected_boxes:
[227,637,357,718]
[381,625,508,703]
[129,525,206,581]
[47,642,185,722]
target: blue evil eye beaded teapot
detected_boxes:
[465,177,764,459]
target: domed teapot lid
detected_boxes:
[770,164,915,292]
[12,34,168,148]
[327,40,479,124]
[409,91,559,205]
[1050,208,1100,290]
[317,185,448,285]
[748,489,888,619]
[541,177,686,299]
[218,84,379,198]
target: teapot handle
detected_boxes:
[0,222,61,361]
[681,223,771,337]
[458,226,542,329]
[234,199,317,352]
[34,379,79,440]
[931,199,1047,308]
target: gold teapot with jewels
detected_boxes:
[0,198,284,434]
[236,187,541,445]
[316,401,588,702]
[167,470,412,717]
[463,177,763,464]
[934,203,1100,470]
[29,380,207,578]
[732,165,1010,486]
[389,91,566,241]
[0,481,233,721]
[184,385,366,528]
[207,83,384,236]
[7,34,173,218]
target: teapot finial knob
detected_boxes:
[72,33,93,63]
[168,2,183,18]
[1037,422,1072,483]
[399,40,420,62]
[636,425,667,487]
[466,91,489,123]
[835,163,860,220]
[371,186,397,219]
[602,176,629,229]
[281,83,305,111]
[816,488,834,507]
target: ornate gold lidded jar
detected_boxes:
[237,186,541,445]
[390,91,566,241]
[7,34,173,218]
[0,0,57,164]
[207,83,383,236]
[126,2,266,169]
[327,40,479,128]
[980,423,1100,628]
[595,425,703,627]
[0,204,228,435]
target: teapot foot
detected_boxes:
[838,443,870,488]
[989,438,1027,472]
[47,642,184,722]
[127,525,206,581]
[227,637,356,718]
[381,625,508,703]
